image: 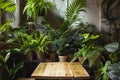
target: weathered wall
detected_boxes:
[47,0,101,30]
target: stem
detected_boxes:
[5,64,10,75]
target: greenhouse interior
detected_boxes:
[0,0,120,80]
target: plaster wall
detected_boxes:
[48,0,101,31]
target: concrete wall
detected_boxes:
[84,0,101,31]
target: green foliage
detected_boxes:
[0,20,12,33]
[0,0,16,13]
[101,0,120,24]
[96,61,111,80]
[104,42,119,63]
[0,52,24,80]
[104,42,119,53]
[101,0,120,41]
[107,62,120,80]
[60,0,86,32]
[96,42,119,80]
[65,0,86,27]
[45,0,86,56]
[23,0,54,20]
[72,33,104,67]
[0,0,16,44]
[18,32,51,54]
[52,37,69,55]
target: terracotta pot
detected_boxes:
[58,56,67,62]
[67,54,73,62]
[50,53,56,62]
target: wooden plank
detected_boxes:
[31,62,73,79]
[31,62,90,79]
[17,78,35,80]
[31,63,47,78]
[70,62,90,79]
[43,62,73,78]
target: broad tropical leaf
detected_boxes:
[104,42,119,52]
[107,62,120,80]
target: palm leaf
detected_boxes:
[5,52,11,62]
[60,0,86,38]
[66,0,86,25]
[61,0,86,30]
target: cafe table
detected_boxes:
[31,62,90,80]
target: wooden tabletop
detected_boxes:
[31,62,90,79]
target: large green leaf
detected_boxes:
[0,21,11,31]
[5,52,11,62]
[99,61,111,80]
[23,0,54,20]
[63,0,86,28]
[104,42,119,52]
[5,5,16,12]
[0,0,16,12]
[10,61,24,75]
[0,55,5,66]
[107,62,120,80]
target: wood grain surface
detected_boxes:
[31,62,90,79]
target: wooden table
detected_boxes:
[31,62,90,80]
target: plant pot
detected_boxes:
[36,51,46,61]
[67,54,73,62]
[25,52,33,62]
[50,53,56,62]
[58,56,67,62]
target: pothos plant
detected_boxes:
[49,0,86,56]
[71,33,104,67]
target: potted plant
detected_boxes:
[17,31,52,61]
[23,0,54,21]
[95,42,119,80]
[52,37,69,62]
[45,0,86,62]
[71,33,104,67]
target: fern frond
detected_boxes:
[65,0,86,26]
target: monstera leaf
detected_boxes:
[107,62,120,80]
